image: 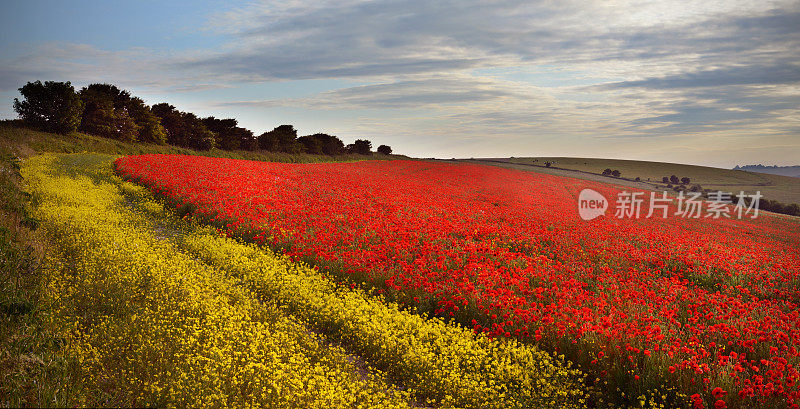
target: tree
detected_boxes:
[203,116,254,151]
[297,134,324,154]
[346,139,372,155]
[151,103,215,150]
[180,112,216,150]
[377,145,392,155]
[662,176,670,183]
[681,177,691,185]
[298,133,344,155]
[602,168,613,176]
[318,134,345,155]
[128,97,166,144]
[78,83,139,141]
[611,170,621,178]
[258,125,301,153]
[670,175,680,184]
[77,83,168,143]
[151,103,186,146]
[203,117,238,150]
[786,203,800,216]
[13,80,83,134]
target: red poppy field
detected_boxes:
[116,154,800,408]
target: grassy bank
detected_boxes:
[0,123,407,164]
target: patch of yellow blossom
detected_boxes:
[23,153,412,408]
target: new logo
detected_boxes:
[578,188,608,220]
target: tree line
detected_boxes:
[12,80,393,156]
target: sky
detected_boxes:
[1,0,798,167]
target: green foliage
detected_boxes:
[78,84,168,144]
[258,125,302,153]
[377,145,392,155]
[0,124,406,165]
[151,103,216,150]
[297,134,323,154]
[347,139,372,155]
[128,97,167,144]
[13,81,83,134]
[202,116,255,151]
[78,84,138,141]
[298,133,345,155]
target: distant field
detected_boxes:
[736,165,800,178]
[467,157,800,205]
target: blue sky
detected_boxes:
[1,0,798,167]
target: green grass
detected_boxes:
[0,123,408,163]
[0,141,74,407]
[477,156,800,204]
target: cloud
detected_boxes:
[187,1,799,81]
[218,76,544,109]
[1,0,798,165]
[603,63,800,89]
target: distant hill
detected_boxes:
[734,165,800,178]
[458,156,800,205]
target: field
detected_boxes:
[3,126,800,408]
[115,154,800,408]
[468,157,800,205]
[2,149,584,406]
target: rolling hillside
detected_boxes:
[466,157,800,205]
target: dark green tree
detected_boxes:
[203,117,254,151]
[77,84,166,143]
[151,103,186,146]
[298,133,344,155]
[151,103,215,150]
[786,203,800,216]
[127,97,167,144]
[258,125,301,153]
[78,84,138,141]
[347,139,372,155]
[377,145,392,155]
[13,80,83,134]
[180,112,216,150]
[297,134,324,154]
